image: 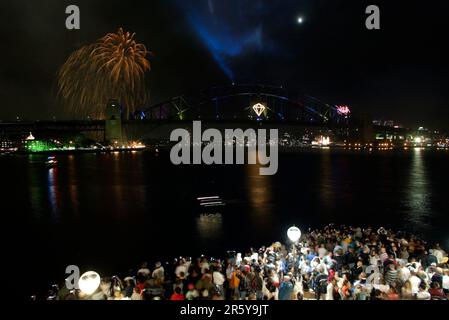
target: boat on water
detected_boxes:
[197,196,225,208]
[45,156,58,168]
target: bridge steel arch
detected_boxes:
[141,84,352,126]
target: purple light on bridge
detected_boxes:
[336,105,351,116]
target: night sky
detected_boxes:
[1,0,448,128]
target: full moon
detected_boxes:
[297,16,304,24]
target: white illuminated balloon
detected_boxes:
[78,271,101,295]
[287,226,302,242]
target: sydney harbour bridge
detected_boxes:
[0,84,375,143]
[141,84,351,125]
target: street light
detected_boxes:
[78,271,101,295]
[287,226,302,243]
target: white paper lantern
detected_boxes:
[78,271,101,295]
[287,226,302,242]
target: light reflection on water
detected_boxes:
[196,213,223,241]
[67,155,79,218]
[47,167,59,222]
[405,148,431,231]
[112,153,125,218]
[245,159,273,231]
[319,149,335,217]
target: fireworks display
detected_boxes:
[57,28,151,119]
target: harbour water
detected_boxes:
[1,148,448,298]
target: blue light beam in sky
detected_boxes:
[178,0,268,81]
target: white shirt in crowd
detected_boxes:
[318,247,327,258]
[442,275,449,290]
[326,283,334,300]
[379,252,389,263]
[409,275,421,294]
[175,264,188,278]
[131,292,142,300]
[226,266,234,280]
[369,255,379,267]
[323,255,333,268]
[310,258,321,270]
[236,253,242,267]
[398,266,411,283]
[200,262,210,274]
[432,249,444,263]
[407,262,422,273]
[213,271,225,286]
[250,252,259,262]
[152,266,164,280]
[416,290,431,300]
[137,268,150,277]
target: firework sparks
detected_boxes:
[58,28,151,119]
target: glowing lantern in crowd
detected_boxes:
[287,226,302,242]
[78,271,101,295]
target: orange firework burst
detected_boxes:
[58,28,151,119]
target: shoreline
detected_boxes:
[2,145,449,156]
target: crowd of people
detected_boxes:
[50,225,449,301]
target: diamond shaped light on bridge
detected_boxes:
[252,103,266,117]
